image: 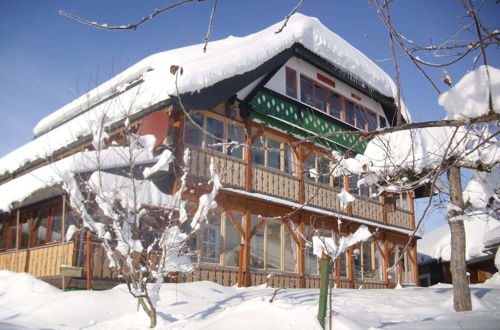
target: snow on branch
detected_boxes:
[312,225,372,260]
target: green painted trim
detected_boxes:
[249,91,368,153]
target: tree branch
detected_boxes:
[59,0,207,31]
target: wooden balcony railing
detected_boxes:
[305,181,341,211]
[252,166,299,201]
[352,197,384,223]
[187,147,413,230]
[188,147,246,190]
[387,209,413,229]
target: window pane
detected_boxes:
[345,102,356,126]
[355,106,367,130]
[267,138,281,170]
[314,85,328,112]
[353,245,362,279]
[340,251,347,277]
[201,212,221,264]
[227,124,244,159]
[367,111,377,132]
[184,112,204,147]
[250,215,264,269]
[304,154,316,181]
[284,228,296,272]
[50,206,63,242]
[266,222,281,269]
[36,208,48,245]
[329,93,341,119]
[252,137,265,166]
[206,117,224,152]
[304,227,317,275]
[283,144,296,175]
[224,213,242,267]
[286,69,297,98]
[349,175,359,195]
[300,76,314,106]
[20,213,30,248]
[318,156,331,185]
[362,241,373,278]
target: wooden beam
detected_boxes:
[243,211,251,286]
[383,234,390,288]
[225,209,244,237]
[86,231,92,290]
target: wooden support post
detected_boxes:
[15,209,20,250]
[86,231,92,290]
[238,243,244,287]
[243,211,251,287]
[408,192,419,285]
[383,234,390,288]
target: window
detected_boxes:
[349,175,359,195]
[206,117,224,152]
[184,112,245,159]
[224,212,243,267]
[184,112,204,147]
[300,76,314,106]
[353,241,374,279]
[300,75,342,119]
[201,211,221,264]
[366,111,378,132]
[266,222,281,269]
[250,215,265,269]
[286,68,297,98]
[284,228,296,272]
[345,101,356,127]
[252,133,296,174]
[227,123,245,159]
[267,138,281,170]
[304,153,335,186]
[329,93,341,119]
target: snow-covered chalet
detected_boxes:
[0,14,418,289]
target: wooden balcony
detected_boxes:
[187,147,413,230]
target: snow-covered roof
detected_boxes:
[417,214,500,265]
[0,13,404,179]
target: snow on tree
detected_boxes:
[61,113,221,328]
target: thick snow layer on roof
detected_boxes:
[0,14,403,178]
[0,142,160,212]
[417,214,500,264]
[439,65,500,120]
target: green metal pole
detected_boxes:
[317,254,331,329]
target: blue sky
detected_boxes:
[1,1,498,232]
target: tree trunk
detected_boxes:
[447,166,472,312]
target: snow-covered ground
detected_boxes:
[1,271,500,329]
